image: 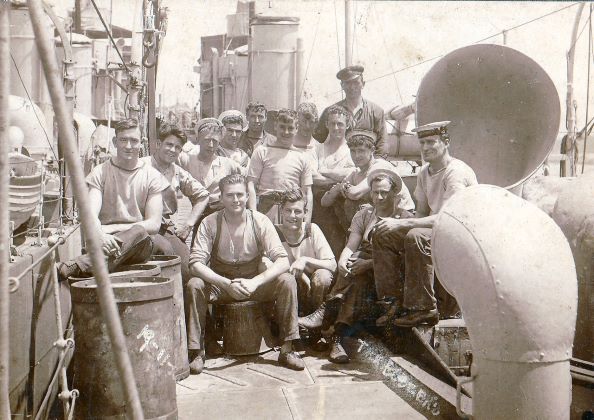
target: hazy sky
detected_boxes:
[45,0,592,133]
[151,0,591,134]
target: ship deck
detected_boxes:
[176,337,426,420]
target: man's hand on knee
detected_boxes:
[101,233,121,257]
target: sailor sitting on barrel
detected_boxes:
[58,118,170,279]
[186,173,303,374]
[372,121,478,327]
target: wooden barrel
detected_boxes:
[71,276,177,419]
[220,301,272,356]
[148,255,189,380]
[68,263,161,285]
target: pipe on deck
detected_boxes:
[26,1,144,419]
[433,185,577,419]
[0,2,12,418]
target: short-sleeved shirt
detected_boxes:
[141,156,209,218]
[178,151,241,206]
[349,204,404,251]
[86,159,169,225]
[415,158,478,215]
[247,144,314,195]
[238,130,276,157]
[190,210,288,266]
[275,223,335,265]
[216,145,250,169]
[312,141,354,174]
[313,98,386,155]
[293,137,318,168]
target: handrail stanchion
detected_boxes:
[26,1,145,419]
[0,2,12,418]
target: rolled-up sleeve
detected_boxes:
[256,213,288,261]
[189,217,215,266]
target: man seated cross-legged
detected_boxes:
[185,174,303,374]
[299,165,413,363]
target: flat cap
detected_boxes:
[366,160,403,194]
[336,65,364,81]
[412,121,451,138]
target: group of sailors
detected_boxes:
[58,64,478,375]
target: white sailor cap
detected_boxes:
[366,160,403,194]
[412,121,451,138]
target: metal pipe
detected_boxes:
[34,339,73,420]
[247,1,255,103]
[212,49,220,117]
[26,1,145,419]
[49,247,70,418]
[345,0,352,67]
[0,2,12,418]
[295,37,304,108]
[433,185,577,420]
[565,2,585,176]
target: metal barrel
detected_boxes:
[71,276,177,419]
[148,255,189,380]
[68,263,161,286]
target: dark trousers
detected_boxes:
[327,250,376,327]
[185,273,299,351]
[297,269,334,315]
[372,227,437,311]
[75,225,153,276]
[152,230,191,283]
[312,186,346,258]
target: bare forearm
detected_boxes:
[185,196,209,227]
[320,168,350,181]
[305,188,313,224]
[101,221,157,235]
[253,257,290,285]
[304,257,337,273]
[190,262,231,290]
[247,181,257,210]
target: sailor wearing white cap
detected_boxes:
[371,120,478,327]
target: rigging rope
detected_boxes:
[9,54,58,160]
[89,0,130,73]
[333,0,341,70]
[364,2,580,85]
[581,3,593,174]
[300,7,324,99]
[371,2,403,103]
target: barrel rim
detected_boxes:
[71,276,174,303]
[149,255,182,268]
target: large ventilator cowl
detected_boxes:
[432,185,577,420]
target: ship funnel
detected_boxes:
[432,185,577,419]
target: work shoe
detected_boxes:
[189,350,205,374]
[328,335,349,364]
[392,309,439,328]
[298,302,327,330]
[376,300,401,327]
[57,261,84,281]
[278,351,305,371]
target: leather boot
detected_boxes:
[298,302,326,330]
[328,335,349,364]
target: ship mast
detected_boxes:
[564,2,586,177]
[344,0,353,67]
